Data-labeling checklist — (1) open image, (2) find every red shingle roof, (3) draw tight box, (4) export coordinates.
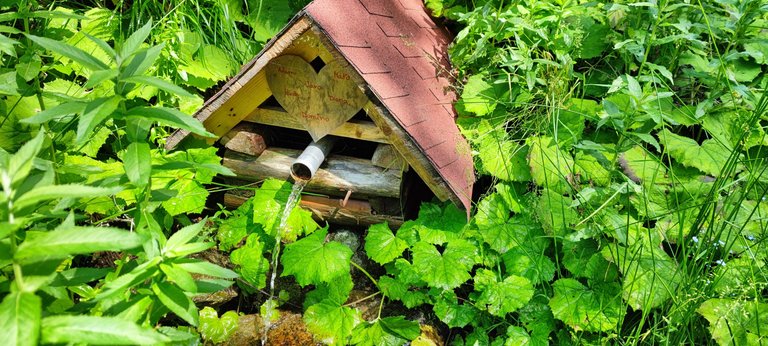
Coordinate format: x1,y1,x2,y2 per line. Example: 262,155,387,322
305,0,475,211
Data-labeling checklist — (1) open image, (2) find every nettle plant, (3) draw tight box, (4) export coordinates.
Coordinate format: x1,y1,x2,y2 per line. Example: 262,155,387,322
1,7,237,345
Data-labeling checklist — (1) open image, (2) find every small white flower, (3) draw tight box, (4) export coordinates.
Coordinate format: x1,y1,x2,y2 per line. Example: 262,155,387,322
692,236,699,243
716,259,726,267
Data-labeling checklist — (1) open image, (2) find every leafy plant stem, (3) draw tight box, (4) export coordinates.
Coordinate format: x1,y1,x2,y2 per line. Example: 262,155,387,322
350,261,378,286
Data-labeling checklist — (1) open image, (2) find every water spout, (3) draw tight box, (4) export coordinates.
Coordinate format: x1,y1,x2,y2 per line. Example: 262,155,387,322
290,136,336,181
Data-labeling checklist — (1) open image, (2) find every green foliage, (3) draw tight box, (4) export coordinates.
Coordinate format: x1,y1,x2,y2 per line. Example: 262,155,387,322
0,6,240,344
281,228,352,286
199,307,239,344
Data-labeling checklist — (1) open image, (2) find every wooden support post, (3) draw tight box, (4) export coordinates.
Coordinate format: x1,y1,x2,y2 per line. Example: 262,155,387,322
219,123,267,157
223,148,402,198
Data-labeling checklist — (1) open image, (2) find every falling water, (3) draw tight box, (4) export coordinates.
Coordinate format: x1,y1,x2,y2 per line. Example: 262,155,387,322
262,179,307,346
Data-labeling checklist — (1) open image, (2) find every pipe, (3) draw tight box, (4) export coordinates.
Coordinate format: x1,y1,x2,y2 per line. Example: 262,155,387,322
291,136,336,181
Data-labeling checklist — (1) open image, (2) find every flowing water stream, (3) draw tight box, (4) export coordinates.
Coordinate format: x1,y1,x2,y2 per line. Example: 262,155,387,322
262,179,308,345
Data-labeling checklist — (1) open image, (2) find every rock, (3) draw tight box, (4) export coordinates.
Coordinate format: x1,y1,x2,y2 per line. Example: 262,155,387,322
347,289,382,321
225,314,259,346
328,230,362,263
225,311,318,346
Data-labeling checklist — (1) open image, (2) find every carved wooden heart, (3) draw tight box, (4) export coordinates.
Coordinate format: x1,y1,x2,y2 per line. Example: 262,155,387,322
265,55,368,141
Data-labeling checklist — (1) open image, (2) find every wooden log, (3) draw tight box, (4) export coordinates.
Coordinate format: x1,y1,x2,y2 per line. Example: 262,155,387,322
244,107,389,144
223,193,404,228
223,148,402,198
372,144,408,171
220,123,267,156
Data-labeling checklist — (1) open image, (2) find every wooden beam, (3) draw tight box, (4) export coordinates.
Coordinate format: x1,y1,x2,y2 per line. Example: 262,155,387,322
223,148,402,198
244,107,389,143
224,193,403,228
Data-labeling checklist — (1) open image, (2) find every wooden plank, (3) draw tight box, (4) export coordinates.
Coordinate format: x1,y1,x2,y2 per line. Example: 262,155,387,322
224,193,404,228
220,123,267,156
166,16,314,149
265,55,368,141
223,148,402,198
244,107,389,143
372,144,408,171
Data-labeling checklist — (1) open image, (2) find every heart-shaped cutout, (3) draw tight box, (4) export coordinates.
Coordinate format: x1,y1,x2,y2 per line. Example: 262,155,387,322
265,55,368,141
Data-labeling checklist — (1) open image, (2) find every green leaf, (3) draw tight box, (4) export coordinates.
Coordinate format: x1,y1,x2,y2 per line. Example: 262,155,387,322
477,128,531,181
549,278,624,332
281,228,352,286
230,234,270,290
0,292,41,346
473,269,534,317
125,106,213,137
159,174,208,216
77,96,121,145
122,75,194,98
163,220,205,256
120,44,163,79
411,239,478,290
216,200,254,251
364,223,408,265
504,326,533,346
433,291,478,328
475,192,544,253
5,131,45,188
174,259,238,279
619,145,667,184
657,128,732,176
304,299,361,346
160,263,197,293
20,101,86,124
15,226,142,260
84,69,119,89
527,136,574,193
40,315,170,345
501,247,556,285
698,298,768,346
16,53,42,81
198,307,239,344
13,184,121,211
537,189,578,237
561,239,618,283
119,21,152,60
124,142,151,187
27,34,109,71
351,316,420,346
152,282,199,326
411,203,467,245
457,73,505,116
249,178,317,240
96,257,161,301
602,242,680,310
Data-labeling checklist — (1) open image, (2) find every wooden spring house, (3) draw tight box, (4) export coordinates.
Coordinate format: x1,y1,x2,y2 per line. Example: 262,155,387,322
166,0,475,227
